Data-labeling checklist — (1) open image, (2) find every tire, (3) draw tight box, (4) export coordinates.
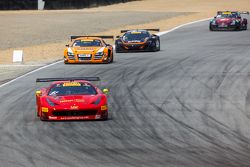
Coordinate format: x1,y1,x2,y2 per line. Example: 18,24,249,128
115,48,123,53
154,39,160,52
110,54,113,63
39,116,46,121
106,51,113,64
209,26,214,31
156,39,160,51
243,25,247,30
235,25,241,31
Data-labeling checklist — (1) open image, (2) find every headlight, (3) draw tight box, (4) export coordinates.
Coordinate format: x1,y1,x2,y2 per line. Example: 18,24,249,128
211,20,216,25
67,51,74,56
231,20,236,25
116,40,122,45
95,52,104,56
146,40,152,44
92,96,101,105
46,98,56,106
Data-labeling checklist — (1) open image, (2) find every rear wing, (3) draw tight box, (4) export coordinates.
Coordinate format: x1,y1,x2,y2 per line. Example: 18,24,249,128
36,77,100,82
120,29,160,33
240,11,249,15
70,36,114,41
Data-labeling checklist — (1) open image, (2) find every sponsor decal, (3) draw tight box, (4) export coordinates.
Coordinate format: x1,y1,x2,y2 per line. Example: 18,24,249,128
81,39,93,42
70,105,79,110
76,99,85,102
131,31,142,34
78,47,95,50
60,99,74,103
78,54,91,58
222,12,232,15
48,116,57,119
95,115,101,119
63,82,81,87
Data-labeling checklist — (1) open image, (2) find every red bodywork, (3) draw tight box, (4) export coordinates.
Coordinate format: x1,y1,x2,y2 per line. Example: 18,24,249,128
36,80,108,121
210,11,248,31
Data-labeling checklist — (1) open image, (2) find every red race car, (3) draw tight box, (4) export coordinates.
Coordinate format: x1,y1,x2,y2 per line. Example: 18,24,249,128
35,77,109,121
210,11,249,31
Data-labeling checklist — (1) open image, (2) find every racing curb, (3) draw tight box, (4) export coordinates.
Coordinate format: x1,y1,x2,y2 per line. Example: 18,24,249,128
0,17,211,88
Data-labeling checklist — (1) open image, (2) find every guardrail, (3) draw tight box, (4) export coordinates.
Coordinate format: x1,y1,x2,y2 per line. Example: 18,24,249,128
0,0,136,10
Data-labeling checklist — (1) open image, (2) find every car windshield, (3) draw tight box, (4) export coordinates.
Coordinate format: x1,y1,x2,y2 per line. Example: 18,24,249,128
217,13,238,18
72,39,102,47
48,82,97,96
123,31,150,41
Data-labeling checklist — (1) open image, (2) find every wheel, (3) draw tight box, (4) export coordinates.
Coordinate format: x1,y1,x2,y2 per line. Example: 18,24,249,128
153,39,160,52
110,54,113,63
235,25,241,31
115,48,123,53
106,51,113,64
209,26,214,31
156,39,160,51
243,25,247,30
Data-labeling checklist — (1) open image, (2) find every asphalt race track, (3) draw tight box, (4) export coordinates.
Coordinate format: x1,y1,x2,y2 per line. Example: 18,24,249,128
1,18,250,167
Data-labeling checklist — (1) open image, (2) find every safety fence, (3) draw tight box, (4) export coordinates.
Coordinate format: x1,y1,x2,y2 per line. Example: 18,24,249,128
0,0,136,10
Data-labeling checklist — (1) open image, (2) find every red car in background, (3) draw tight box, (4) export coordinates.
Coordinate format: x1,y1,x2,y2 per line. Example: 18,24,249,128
36,77,109,121
210,11,249,31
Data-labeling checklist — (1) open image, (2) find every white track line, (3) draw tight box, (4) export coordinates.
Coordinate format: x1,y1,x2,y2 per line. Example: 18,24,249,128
0,17,211,88
0,60,62,88
156,18,211,36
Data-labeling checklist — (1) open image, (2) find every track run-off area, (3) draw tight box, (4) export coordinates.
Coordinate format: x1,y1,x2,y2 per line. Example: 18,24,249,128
1,17,250,167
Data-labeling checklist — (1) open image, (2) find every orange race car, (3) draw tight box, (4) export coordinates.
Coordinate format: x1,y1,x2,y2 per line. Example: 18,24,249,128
64,36,114,64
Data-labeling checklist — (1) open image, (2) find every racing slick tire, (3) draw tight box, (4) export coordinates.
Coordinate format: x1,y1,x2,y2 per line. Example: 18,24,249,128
115,47,124,53
209,25,214,31
110,54,114,63
105,52,113,64
243,25,247,30
235,25,241,31
153,39,160,52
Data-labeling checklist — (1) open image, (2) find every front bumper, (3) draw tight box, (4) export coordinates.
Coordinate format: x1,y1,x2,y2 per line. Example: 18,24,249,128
210,24,239,31
116,43,155,52
40,106,108,121
64,54,109,64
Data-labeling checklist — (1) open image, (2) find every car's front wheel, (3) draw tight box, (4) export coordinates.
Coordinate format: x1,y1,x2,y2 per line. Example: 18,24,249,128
154,39,160,51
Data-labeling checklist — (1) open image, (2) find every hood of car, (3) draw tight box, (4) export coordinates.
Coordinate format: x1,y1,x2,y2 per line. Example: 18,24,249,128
122,39,147,44
70,46,105,54
216,18,235,24
47,95,99,106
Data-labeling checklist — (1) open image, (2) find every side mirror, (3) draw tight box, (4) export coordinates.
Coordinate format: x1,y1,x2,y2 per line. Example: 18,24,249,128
102,88,109,94
65,44,69,47
116,36,120,38
36,90,42,96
